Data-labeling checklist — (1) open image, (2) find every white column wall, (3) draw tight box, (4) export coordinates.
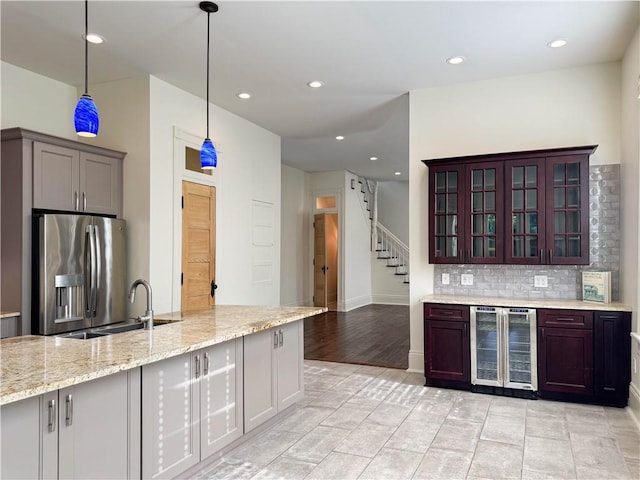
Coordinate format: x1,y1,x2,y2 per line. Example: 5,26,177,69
281,164,311,306
409,62,623,373
620,26,640,425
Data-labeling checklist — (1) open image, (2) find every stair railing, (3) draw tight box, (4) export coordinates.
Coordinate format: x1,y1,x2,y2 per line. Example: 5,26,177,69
375,223,409,278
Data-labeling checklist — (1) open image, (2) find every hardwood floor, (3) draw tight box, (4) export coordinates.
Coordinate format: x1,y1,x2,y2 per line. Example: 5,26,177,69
304,304,409,370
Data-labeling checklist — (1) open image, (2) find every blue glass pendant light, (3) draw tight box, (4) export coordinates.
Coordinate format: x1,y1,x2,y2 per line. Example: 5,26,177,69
74,0,99,137
200,1,219,169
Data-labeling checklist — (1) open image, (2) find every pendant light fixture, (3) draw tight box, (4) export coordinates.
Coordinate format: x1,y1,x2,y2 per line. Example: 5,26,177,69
74,0,99,137
200,1,219,169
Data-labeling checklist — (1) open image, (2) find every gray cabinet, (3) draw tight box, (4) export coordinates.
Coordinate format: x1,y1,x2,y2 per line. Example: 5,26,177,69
0,370,140,480
1,128,125,335
0,391,57,479
33,142,122,216
244,320,304,432
141,338,243,479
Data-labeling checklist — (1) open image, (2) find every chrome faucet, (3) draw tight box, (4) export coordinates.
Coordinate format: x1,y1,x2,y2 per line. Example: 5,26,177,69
129,279,154,330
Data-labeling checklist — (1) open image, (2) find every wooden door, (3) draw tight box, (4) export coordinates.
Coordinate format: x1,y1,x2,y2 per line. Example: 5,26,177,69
182,181,216,311
425,319,470,385
313,214,327,307
313,213,338,309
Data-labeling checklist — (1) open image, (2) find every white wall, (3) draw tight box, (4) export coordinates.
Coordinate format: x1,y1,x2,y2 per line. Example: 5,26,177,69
343,172,373,310
377,181,409,245
1,62,77,139
88,76,151,316
148,77,281,311
409,62,623,373
281,164,311,306
619,26,640,425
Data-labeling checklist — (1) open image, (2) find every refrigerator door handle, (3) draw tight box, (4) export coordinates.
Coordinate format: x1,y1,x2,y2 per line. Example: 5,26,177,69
502,311,509,386
89,225,98,317
84,225,93,316
92,225,100,316
496,311,503,385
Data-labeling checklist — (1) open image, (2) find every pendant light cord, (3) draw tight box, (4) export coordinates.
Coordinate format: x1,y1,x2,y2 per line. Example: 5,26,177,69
206,10,211,139
84,0,89,95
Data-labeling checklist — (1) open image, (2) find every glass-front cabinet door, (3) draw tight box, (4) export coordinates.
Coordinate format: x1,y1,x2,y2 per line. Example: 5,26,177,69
505,158,545,264
545,155,589,265
429,164,465,263
470,307,502,387
467,162,503,264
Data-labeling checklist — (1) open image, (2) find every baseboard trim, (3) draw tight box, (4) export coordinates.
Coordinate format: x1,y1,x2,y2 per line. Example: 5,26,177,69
343,295,373,312
372,294,409,305
407,349,424,374
627,382,640,430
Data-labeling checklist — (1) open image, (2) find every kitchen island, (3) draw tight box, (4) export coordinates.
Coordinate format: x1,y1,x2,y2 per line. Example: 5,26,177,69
0,305,325,479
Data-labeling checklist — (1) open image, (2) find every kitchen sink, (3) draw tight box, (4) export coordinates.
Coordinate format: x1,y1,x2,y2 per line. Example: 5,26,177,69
57,319,180,340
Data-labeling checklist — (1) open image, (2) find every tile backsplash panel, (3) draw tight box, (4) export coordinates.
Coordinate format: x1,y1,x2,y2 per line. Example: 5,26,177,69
434,164,620,300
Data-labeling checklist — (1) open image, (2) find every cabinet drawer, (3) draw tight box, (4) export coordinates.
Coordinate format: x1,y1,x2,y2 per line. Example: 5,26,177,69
424,303,469,322
538,309,593,329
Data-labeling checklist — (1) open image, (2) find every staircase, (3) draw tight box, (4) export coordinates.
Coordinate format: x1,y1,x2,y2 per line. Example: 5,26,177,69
375,224,410,284
355,176,409,284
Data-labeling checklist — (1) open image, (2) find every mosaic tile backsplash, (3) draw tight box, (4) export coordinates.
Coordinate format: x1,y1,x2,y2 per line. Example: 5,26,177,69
434,164,620,300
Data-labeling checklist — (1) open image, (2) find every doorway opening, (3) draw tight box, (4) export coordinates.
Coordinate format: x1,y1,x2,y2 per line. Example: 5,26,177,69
313,212,338,311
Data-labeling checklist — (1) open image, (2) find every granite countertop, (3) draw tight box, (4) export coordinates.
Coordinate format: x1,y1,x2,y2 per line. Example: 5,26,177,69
0,311,20,319
0,305,325,406
421,294,632,312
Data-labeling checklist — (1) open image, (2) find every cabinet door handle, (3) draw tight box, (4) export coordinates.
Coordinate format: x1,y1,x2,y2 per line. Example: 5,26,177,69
74,191,79,211
195,355,201,379
274,331,279,349
48,399,57,433
548,249,553,263
65,394,73,427
203,352,209,376
462,323,467,338
279,329,284,347
539,249,544,264
82,192,87,211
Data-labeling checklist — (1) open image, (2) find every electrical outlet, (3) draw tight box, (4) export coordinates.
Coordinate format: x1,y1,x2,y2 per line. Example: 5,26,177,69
461,274,473,286
534,275,548,288
442,273,450,285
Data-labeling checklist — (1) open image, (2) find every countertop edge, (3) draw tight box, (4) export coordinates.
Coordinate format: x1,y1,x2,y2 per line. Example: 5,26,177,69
1,306,326,405
421,295,632,312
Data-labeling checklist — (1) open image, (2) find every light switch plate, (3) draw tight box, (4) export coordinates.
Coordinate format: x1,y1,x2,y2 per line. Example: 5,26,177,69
534,275,548,288
461,274,473,286
442,273,450,285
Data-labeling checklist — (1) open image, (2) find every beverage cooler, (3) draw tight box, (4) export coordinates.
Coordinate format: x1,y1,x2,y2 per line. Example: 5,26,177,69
470,306,537,398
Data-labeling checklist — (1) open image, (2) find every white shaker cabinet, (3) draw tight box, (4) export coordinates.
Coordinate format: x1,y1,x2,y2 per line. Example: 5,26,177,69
0,369,140,480
141,338,243,479
33,142,123,216
244,320,304,432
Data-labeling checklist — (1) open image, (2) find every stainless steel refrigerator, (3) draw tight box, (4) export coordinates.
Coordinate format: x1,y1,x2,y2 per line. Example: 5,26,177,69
33,213,127,335
470,306,537,397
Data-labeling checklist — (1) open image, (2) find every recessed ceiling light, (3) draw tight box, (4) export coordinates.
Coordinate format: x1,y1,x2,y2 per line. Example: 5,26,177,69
446,56,465,65
307,80,324,88
335,135,345,141
236,92,251,99
370,156,378,161
83,33,104,44
394,171,402,176
547,39,567,48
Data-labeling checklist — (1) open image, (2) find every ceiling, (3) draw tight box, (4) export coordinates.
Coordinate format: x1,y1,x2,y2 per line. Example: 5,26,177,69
1,1,638,181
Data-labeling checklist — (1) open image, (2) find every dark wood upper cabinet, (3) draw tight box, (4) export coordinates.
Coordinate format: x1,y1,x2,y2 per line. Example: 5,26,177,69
423,145,596,265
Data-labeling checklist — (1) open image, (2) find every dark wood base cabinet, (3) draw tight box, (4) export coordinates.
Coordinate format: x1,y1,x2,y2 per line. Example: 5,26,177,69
424,304,471,390
537,309,631,407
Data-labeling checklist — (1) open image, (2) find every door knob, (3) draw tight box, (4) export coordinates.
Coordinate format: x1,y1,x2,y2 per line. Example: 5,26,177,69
321,265,328,274
211,281,218,298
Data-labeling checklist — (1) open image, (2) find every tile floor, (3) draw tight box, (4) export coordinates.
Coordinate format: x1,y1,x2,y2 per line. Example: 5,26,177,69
194,360,640,480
